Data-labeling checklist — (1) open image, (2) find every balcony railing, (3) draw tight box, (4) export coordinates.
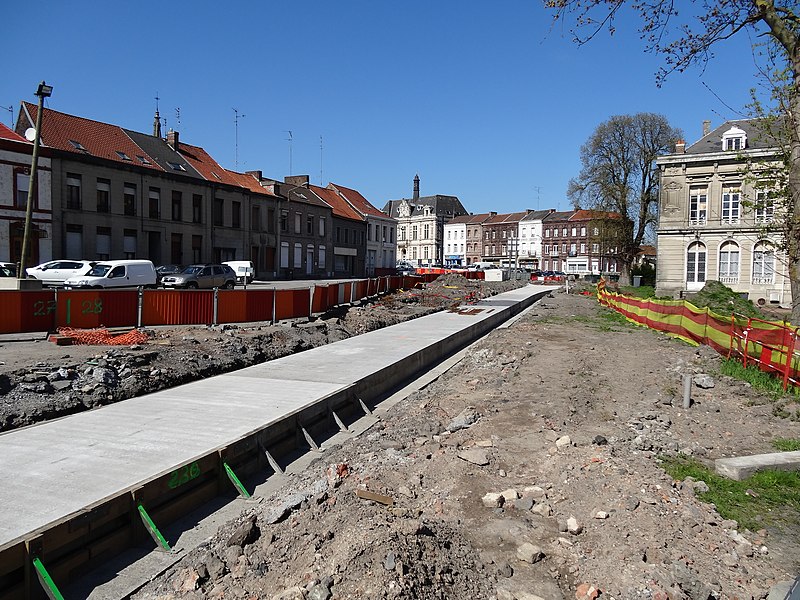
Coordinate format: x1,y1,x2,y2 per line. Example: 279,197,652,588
689,218,706,226
752,275,774,285
719,275,739,285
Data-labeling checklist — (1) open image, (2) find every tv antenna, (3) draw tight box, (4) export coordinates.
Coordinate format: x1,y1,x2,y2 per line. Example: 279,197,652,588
233,108,245,169
3,105,12,127
319,135,323,185
175,107,181,127
532,186,542,210
285,130,293,175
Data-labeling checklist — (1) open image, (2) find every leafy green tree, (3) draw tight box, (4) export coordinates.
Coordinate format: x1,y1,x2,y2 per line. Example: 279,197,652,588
568,113,682,284
547,0,800,322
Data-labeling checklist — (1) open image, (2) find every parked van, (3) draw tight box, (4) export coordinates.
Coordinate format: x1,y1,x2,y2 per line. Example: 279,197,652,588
63,260,157,289
223,261,254,284
469,261,500,271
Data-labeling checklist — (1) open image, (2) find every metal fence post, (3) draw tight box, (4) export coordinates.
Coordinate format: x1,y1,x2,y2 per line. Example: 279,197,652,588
212,287,219,326
137,286,143,328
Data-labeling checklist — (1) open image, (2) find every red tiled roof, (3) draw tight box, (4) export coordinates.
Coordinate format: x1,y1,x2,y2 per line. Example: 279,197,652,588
0,122,28,143
224,170,278,197
328,183,387,219
486,211,529,225
638,244,656,256
178,142,242,187
310,185,364,222
570,209,621,221
21,102,162,170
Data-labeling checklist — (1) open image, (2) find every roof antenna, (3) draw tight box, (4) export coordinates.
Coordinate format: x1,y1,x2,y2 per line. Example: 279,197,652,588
285,130,293,175
175,107,181,128
533,186,541,211
3,105,12,128
319,135,323,185
233,108,245,169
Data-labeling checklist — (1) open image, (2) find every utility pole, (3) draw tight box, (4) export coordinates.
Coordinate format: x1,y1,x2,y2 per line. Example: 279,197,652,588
19,81,52,280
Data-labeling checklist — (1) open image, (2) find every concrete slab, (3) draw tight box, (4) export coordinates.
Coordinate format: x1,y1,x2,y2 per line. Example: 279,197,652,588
0,284,550,550
715,451,800,480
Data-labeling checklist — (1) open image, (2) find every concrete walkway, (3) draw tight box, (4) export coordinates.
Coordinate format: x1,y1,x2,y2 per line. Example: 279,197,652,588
0,284,550,550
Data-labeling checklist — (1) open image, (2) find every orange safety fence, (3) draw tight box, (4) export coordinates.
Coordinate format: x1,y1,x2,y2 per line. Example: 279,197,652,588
312,285,329,314
57,327,150,346
217,289,275,324
0,289,57,333
142,289,214,325
55,290,139,330
597,279,800,390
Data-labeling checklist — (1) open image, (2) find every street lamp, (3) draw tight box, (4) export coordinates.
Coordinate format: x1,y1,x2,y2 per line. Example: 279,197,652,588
18,81,52,280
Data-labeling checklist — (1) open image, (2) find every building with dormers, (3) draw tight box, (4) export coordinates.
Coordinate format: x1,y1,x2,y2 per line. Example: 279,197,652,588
382,175,468,266
15,103,283,277
655,119,790,307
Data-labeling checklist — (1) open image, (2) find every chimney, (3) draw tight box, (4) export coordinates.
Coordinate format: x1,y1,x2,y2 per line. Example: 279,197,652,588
246,170,263,180
413,174,420,201
675,140,686,154
284,175,309,187
703,120,711,136
166,129,179,151
153,110,162,138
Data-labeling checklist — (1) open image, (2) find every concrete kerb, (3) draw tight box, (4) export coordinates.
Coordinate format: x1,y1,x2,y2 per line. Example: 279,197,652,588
715,451,800,481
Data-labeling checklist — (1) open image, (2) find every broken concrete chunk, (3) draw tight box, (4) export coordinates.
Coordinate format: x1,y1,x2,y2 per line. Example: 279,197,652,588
516,542,544,563
567,515,583,535
482,492,504,508
693,374,715,389
447,407,479,432
457,448,489,466
555,435,572,449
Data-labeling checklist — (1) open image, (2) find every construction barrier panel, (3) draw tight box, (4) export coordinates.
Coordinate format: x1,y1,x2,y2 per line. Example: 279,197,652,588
340,282,352,305
142,290,214,326
312,285,329,314
354,280,368,301
217,289,275,324
0,289,57,334
55,290,139,330
274,289,311,321
326,284,340,308
597,279,800,389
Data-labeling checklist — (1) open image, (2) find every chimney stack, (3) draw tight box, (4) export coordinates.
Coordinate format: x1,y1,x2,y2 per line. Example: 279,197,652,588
703,120,711,136
246,170,263,180
675,140,686,154
166,129,179,151
413,174,420,201
284,175,310,187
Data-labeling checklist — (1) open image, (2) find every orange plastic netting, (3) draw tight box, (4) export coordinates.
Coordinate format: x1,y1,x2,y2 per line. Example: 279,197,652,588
57,327,150,346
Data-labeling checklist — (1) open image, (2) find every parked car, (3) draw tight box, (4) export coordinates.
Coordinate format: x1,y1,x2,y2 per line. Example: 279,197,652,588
160,264,236,289
64,260,157,289
156,264,184,284
223,260,254,285
0,262,15,277
26,260,96,286
396,261,416,275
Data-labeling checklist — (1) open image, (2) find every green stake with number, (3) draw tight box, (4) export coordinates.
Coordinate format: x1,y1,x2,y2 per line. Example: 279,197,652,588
32,556,64,600
224,462,251,498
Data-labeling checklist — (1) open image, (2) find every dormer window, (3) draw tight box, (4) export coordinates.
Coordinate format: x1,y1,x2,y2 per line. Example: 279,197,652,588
137,155,151,165
167,161,186,171
116,151,132,161
722,126,747,151
69,139,88,152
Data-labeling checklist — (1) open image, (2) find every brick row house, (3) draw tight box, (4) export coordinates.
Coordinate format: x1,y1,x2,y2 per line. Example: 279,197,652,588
8,103,392,280
656,119,790,307
540,210,621,275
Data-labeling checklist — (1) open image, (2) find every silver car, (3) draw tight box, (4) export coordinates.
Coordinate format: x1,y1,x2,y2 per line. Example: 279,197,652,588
26,260,96,286
160,264,236,289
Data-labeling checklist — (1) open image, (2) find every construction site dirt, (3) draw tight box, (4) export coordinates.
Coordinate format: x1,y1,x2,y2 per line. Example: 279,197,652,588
3,276,800,599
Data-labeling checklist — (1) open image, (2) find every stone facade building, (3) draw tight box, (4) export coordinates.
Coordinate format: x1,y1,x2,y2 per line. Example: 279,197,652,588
655,119,789,307
382,175,467,266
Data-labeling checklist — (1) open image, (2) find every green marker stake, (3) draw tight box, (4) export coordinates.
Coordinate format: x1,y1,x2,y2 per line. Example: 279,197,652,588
224,462,251,498
32,556,64,600
65,298,71,326
137,503,171,551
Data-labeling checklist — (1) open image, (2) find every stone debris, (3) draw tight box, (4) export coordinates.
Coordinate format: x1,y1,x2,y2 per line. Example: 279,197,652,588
457,448,489,465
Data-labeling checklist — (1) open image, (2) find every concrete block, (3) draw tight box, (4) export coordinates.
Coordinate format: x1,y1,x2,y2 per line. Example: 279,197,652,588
715,451,800,481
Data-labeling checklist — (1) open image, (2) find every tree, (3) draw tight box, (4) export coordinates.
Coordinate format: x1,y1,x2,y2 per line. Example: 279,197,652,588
567,113,683,284
547,0,800,322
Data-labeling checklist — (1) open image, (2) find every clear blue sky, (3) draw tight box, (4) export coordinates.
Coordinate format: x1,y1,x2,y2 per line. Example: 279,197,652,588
3,1,759,213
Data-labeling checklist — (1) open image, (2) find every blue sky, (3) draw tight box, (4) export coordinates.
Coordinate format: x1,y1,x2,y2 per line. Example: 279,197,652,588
3,1,760,213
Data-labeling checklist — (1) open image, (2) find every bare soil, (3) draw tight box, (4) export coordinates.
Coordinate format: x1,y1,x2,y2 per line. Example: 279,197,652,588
4,278,800,599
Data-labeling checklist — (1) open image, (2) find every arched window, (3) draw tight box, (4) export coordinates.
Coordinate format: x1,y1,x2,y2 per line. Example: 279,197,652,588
752,241,776,285
686,242,706,290
718,241,740,284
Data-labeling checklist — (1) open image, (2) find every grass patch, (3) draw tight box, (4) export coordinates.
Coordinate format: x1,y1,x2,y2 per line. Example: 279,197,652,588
617,285,655,298
773,438,800,452
719,357,799,400
661,456,800,532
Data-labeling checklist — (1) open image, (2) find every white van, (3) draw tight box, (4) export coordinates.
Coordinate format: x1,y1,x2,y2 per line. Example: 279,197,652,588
63,260,157,289
469,261,500,271
223,261,254,284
